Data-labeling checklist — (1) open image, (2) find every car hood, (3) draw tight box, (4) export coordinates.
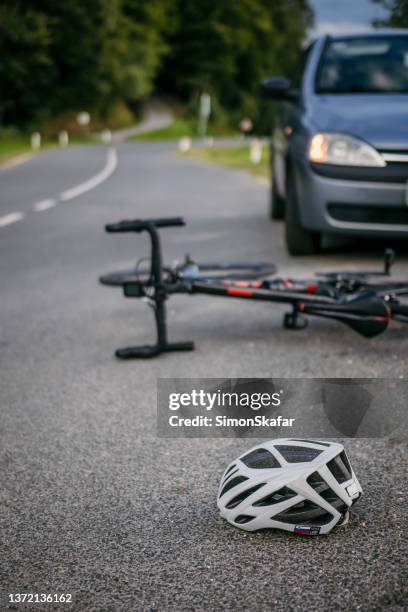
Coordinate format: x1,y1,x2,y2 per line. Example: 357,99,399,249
309,94,408,150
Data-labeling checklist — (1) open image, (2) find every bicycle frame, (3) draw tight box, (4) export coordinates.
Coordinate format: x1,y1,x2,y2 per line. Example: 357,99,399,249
107,219,194,358
103,217,398,359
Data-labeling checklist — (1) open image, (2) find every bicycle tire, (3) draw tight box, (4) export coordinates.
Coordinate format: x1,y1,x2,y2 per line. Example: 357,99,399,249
178,261,276,281
99,261,277,287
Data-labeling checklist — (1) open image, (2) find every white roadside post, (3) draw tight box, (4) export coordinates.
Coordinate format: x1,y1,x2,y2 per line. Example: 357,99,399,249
101,129,112,144
178,137,192,152
77,111,91,139
198,93,211,140
59,130,69,147
31,132,41,150
249,138,263,164
77,111,90,127
239,117,253,139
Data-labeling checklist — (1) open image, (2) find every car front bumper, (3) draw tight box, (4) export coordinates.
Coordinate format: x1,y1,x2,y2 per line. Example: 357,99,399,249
295,160,408,237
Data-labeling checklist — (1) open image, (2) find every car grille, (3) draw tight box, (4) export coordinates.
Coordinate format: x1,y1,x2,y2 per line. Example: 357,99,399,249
311,162,408,183
379,149,408,164
328,204,408,225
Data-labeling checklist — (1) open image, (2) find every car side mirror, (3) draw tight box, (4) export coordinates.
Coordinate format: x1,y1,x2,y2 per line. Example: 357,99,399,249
261,77,299,101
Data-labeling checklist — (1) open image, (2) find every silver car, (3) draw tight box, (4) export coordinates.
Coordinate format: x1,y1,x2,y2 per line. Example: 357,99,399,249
262,30,408,255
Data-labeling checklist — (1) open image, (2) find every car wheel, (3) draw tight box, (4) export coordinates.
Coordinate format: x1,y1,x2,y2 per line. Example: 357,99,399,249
270,178,285,220
285,170,320,255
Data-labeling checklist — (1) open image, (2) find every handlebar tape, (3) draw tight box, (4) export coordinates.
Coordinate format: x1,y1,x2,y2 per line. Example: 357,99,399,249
105,217,186,233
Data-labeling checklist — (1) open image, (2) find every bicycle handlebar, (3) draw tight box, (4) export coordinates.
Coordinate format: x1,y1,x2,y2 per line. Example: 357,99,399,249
105,217,186,233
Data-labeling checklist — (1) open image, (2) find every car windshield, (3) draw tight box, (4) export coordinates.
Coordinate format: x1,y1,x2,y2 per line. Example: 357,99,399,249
315,36,408,93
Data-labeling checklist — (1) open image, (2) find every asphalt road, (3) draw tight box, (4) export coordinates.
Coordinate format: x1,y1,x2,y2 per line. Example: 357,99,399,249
1,142,407,611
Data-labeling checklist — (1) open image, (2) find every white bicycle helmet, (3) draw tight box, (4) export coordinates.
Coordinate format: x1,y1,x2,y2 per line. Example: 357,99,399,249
217,438,362,535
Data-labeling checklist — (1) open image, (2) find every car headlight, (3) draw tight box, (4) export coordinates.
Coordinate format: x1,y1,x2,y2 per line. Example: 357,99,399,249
309,133,386,167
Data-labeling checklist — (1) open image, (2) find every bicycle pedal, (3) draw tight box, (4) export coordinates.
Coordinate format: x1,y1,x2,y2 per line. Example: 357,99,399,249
283,312,308,330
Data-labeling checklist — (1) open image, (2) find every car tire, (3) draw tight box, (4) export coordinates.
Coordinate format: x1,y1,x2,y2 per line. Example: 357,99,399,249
270,178,285,220
285,170,320,255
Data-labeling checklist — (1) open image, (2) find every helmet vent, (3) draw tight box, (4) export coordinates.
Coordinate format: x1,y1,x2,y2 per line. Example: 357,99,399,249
241,448,281,469
307,471,336,496
222,467,239,484
275,445,323,463
307,471,326,489
274,500,334,526
340,450,352,475
289,439,331,447
327,451,352,484
234,514,255,524
225,483,266,509
220,475,248,498
307,472,350,514
320,487,344,505
253,486,297,507
224,464,237,477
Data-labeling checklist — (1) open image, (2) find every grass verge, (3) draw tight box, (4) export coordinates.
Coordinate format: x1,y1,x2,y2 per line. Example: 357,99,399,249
132,117,197,141
0,134,35,164
185,144,269,178
0,132,100,167
0,100,137,166
133,115,239,141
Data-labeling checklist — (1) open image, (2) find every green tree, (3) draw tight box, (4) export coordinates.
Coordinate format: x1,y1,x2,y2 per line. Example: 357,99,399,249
118,0,173,106
0,0,312,131
0,0,124,127
0,3,54,127
0,0,172,128
158,0,313,131
373,0,408,26
43,0,124,117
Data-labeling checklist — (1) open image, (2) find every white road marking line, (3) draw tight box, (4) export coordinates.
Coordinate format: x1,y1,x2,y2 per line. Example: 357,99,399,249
60,147,118,201
0,212,25,227
33,198,57,212
1,147,118,230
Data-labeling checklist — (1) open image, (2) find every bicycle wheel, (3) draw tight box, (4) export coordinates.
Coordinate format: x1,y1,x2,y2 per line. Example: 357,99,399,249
100,261,277,286
176,261,277,281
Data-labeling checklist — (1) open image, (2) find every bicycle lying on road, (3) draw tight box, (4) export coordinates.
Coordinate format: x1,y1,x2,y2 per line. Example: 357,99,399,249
99,217,408,358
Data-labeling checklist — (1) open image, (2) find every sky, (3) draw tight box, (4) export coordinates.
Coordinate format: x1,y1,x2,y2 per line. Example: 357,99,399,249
309,0,389,36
